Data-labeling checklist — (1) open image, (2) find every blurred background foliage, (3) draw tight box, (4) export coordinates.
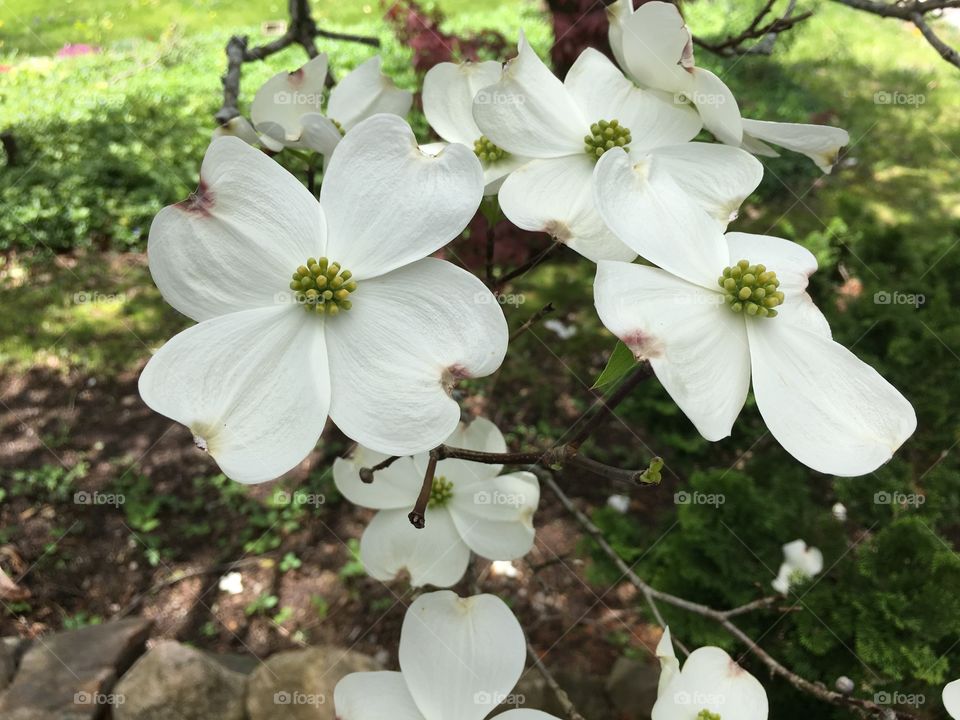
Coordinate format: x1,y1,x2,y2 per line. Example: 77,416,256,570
1,1,959,718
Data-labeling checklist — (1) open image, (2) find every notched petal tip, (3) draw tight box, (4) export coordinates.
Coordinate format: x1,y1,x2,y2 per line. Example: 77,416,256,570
621,330,664,360
175,179,214,216
543,219,572,243
442,364,473,394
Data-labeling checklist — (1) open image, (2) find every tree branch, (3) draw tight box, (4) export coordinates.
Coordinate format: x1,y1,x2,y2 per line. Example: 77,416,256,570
692,0,813,56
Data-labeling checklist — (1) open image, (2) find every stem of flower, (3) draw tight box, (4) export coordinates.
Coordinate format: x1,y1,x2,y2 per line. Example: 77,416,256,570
407,453,438,529
359,454,400,484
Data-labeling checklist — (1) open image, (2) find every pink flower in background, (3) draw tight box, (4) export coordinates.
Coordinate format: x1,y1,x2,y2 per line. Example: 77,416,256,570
56,43,99,58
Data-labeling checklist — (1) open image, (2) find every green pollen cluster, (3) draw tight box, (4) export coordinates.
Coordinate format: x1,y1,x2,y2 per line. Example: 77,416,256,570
429,476,454,508
584,119,631,159
718,259,785,318
473,135,508,164
290,257,357,316
696,712,721,720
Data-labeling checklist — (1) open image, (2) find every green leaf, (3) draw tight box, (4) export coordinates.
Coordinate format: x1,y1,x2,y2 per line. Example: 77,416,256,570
592,340,637,391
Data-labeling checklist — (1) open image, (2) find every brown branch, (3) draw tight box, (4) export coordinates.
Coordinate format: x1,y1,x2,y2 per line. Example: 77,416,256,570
542,471,918,720
494,242,561,290
692,0,813,57
566,362,655,449
510,302,556,342
525,641,587,720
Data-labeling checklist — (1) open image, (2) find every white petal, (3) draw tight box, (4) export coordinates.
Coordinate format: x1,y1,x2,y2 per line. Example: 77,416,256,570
606,0,635,73
618,1,694,93
592,148,728,288
335,671,426,720
424,60,503,145
482,153,531,196
299,112,344,156
656,627,680,695
689,67,743,145
653,647,768,720
748,320,917,476
594,262,751,441
472,32,586,158
499,155,635,263
441,416,509,478
740,132,780,158
943,679,960,719
649,143,762,225
360,508,470,588
564,49,701,152
320,114,483,280
723,232,831,337
781,539,810,566
212,116,260,146
448,471,539,560
333,451,422,510
742,118,849,173
138,306,329,484
399,591,526,720
148,136,325,321
325,258,507,456
328,56,413,130
771,568,791,595
251,53,328,143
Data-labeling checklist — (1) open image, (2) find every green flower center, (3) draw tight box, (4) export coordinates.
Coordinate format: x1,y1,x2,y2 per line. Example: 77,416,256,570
697,712,721,720
289,257,357,316
474,136,508,164
429,476,454,508
584,119,631,159
718,259,784,318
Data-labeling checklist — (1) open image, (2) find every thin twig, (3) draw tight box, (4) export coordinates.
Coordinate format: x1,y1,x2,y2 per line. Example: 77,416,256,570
510,302,556,342
566,362,655,449
495,242,561,290
525,641,587,720
692,0,812,56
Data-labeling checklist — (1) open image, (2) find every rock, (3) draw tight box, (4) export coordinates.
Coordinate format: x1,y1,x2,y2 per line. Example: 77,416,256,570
0,637,19,691
246,646,379,720
606,656,659,719
113,640,246,720
0,617,151,720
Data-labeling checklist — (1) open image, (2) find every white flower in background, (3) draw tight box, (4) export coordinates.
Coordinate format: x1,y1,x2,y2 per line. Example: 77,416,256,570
831,502,848,522
422,60,530,194
607,0,850,172
771,539,823,595
140,114,507,484
944,679,960,719
591,162,916,476
653,627,768,720
217,571,244,595
607,494,630,513
215,54,412,156
543,318,577,339
490,560,521,579
335,590,561,720
333,417,539,588
471,34,763,262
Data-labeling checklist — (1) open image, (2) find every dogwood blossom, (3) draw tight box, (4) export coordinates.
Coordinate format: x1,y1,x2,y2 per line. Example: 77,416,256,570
653,627,768,720
607,0,850,172
336,590,561,720
592,150,916,476
944,679,960,719
215,54,412,156
422,60,530,194
771,539,823,595
471,34,762,262
139,114,508,483
333,417,539,587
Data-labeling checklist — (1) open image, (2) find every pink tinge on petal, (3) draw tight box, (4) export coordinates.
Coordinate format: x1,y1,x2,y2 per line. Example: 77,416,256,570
442,364,473,394
288,68,305,86
621,330,664,360
175,180,214,216
680,35,696,72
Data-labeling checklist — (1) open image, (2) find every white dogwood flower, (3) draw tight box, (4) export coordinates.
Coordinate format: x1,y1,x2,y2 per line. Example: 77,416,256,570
944,679,960,719
333,417,539,588
653,627,769,720
771,539,823,595
592,153,916,476
215,54,412,156
607,0,849,172
140,114,507,484
422,60,530,194
471,34,762,262
335,590,561,720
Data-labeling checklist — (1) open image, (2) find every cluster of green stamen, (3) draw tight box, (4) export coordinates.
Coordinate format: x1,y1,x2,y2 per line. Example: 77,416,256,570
290,257,357,316
473,135,508,164
718,259,784,318
696,712,721,720
584,119,631,159
429,476,454,508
